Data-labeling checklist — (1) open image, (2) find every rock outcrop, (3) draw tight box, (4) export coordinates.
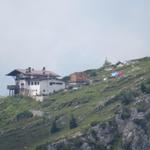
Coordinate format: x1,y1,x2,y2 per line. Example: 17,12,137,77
46,94,150,150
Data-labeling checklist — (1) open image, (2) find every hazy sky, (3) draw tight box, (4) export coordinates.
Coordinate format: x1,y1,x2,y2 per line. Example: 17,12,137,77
0,0,150,95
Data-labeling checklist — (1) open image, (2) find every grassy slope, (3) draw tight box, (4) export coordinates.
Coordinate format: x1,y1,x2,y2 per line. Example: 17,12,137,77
0,57,150,150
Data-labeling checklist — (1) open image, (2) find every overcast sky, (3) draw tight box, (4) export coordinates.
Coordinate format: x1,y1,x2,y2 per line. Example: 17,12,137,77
0,0,150,95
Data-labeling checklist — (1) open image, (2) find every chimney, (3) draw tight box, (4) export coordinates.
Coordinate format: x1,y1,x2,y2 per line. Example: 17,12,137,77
26,67,31,73
42,67,46,74
28,67,31,73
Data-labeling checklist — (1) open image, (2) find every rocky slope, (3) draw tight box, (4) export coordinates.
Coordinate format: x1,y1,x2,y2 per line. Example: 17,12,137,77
0,57,150,150
43,92,150,150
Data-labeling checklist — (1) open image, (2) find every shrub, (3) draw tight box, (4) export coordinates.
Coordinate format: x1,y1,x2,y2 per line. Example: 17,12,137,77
50,119,60,134
141,83,147,93
145,111,150,121
141,80,150,94
95,143,106,150
123,142,131,150
145,85,150,94
121,107,130,120
90,121,99,127
136,102,148,113
133,119,146,129
90,129,98,140
69,114,78,129
90,71,97,77
16,111,33,121
56,144,72,150
36,144,47,150
73,138,82,148
117,91,135,105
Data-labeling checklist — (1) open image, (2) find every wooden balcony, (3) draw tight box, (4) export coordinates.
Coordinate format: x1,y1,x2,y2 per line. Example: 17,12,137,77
7,85,19,90
7,85,18,90
7,85,20,96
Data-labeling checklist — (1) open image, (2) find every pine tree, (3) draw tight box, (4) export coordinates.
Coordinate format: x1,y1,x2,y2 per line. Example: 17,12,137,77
50,119,59,134
69,114,78,129
141,83,146,93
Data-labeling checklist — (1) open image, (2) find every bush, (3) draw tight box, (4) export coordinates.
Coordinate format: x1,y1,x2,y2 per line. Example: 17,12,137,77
117,91,135,105
73,138,83,148
56,143,73,150
90,129,98,140
146,86,150,93
133,119,146,129
69,114,78,129
141,80,150,94
90,71,97,77
136,102,148,113
50,119,60,134
141,83,147,93
124,142,131,150
121,107,130,120
36,144,47,150
145,111,150,121
90,121,99,127
95,143,106,150
16,111,33,121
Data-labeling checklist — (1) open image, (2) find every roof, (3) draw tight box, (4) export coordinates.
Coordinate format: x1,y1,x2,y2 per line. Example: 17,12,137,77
70,72,86,76
116,61,124,66
7,68,60,77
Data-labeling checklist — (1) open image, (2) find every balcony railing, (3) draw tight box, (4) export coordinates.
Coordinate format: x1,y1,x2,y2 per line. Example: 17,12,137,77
7,85,19,90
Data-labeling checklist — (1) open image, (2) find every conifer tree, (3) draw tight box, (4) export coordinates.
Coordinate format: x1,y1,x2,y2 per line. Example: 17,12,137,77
50,119,59,134
141,83,146,93
69,114,78,129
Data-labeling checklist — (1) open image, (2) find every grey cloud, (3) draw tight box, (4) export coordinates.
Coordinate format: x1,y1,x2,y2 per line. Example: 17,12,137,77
0,0,150,95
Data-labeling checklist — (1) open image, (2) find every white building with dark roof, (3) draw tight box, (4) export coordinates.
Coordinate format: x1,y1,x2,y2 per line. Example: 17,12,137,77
7,67,65,100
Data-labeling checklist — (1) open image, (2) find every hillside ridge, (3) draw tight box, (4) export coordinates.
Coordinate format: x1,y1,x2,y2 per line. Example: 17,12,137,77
0,57,150,150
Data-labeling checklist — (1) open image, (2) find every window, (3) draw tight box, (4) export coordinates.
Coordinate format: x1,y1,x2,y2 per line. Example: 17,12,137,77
21,83,24,88
28,81,30,85
35,82,37,85
56,82,63,85
31,82,33,85
49,82,55,86
43,89,45,92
